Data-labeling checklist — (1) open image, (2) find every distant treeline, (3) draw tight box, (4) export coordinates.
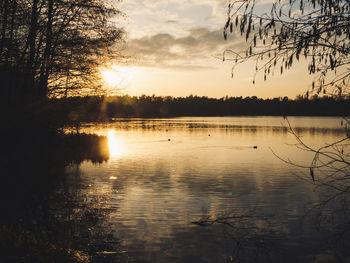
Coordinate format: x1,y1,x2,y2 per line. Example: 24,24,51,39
47,95,350,122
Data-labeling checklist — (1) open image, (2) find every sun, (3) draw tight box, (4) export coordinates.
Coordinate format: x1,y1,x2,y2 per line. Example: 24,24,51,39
101,65,133,89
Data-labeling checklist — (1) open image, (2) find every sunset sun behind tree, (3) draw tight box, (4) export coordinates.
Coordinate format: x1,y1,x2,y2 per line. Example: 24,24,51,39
101,65,134,93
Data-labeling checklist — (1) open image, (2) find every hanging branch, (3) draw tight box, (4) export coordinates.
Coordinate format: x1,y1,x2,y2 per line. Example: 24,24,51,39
224,0,350,97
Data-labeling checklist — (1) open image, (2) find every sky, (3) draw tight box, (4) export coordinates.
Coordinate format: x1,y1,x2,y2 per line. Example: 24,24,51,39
104,0,313,99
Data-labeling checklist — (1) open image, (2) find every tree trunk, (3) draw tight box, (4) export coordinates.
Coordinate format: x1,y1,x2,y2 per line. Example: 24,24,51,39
27,0,39,100
6,0,17,63
39,0,53,98
0,0,9,59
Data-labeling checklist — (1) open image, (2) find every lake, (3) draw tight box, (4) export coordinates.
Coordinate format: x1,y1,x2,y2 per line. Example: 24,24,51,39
2,116,349,262
67,116,348,262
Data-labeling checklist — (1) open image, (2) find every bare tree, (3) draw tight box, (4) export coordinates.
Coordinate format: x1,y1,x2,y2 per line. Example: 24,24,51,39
224,0,350,97
272,118,350,205
223,1,350,257
0,0,124,104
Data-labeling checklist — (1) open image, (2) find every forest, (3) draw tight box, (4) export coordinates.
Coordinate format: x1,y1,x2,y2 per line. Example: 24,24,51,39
47,94,350,122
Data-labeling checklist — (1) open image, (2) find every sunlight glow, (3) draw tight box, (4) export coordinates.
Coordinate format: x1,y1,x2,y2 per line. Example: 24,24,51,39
101,65,134,91
107,130,124,158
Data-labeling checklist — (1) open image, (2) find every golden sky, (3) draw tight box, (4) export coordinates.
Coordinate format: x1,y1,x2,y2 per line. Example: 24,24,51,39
106,0,313,98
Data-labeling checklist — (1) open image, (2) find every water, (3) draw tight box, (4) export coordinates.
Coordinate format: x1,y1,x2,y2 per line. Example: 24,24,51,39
2,116,349,262
67,116,348,262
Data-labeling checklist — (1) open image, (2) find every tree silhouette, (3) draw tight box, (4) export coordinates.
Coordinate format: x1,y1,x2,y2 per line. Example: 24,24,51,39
0,0,124,105
224,0,350,97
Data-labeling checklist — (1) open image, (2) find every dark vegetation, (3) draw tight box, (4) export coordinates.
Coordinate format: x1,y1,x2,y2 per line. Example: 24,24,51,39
40,95,350,121
0,132,116,263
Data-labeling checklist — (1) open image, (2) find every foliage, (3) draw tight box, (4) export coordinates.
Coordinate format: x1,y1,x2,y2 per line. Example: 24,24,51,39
0,0,124,104
224,0,350,96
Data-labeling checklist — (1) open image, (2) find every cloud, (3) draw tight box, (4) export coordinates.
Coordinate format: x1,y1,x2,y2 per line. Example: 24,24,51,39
166,20,178,24
124,27,244,70
121,0,229,38
118,0,247,70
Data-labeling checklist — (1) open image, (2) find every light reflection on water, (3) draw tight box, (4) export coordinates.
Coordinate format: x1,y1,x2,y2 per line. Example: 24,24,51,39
73,117,347,262
107,130,124,159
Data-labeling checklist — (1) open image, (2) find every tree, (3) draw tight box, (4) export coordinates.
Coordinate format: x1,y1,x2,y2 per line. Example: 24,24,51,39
0,0,124,105
223,0,350,250
224,0,350,97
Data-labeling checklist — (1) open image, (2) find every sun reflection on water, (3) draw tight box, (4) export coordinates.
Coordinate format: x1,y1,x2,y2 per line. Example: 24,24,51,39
107,130,124,158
